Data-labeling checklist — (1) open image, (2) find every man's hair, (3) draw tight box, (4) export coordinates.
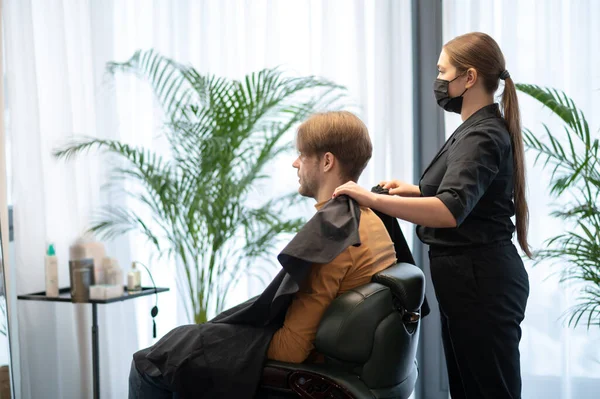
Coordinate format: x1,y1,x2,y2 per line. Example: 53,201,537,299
296,111,372,181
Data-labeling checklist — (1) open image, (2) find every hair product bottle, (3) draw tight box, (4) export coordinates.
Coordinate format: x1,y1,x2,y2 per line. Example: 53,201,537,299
45,243,59,297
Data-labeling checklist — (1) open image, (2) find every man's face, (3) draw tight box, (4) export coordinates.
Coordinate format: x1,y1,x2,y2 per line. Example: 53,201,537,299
292,151,321,199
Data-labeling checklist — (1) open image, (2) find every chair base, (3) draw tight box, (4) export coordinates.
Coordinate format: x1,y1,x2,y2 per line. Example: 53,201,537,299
257,360,418,399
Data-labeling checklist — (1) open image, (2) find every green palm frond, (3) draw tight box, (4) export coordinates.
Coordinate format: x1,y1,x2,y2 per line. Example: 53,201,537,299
56,49,347,323
518,84,600,196
54,137,179,230
516,84,590,137
107,49,201,121
518,84,600,328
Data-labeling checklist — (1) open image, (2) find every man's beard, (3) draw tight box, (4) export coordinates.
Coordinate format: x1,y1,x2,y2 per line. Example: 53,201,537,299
298,176,318,199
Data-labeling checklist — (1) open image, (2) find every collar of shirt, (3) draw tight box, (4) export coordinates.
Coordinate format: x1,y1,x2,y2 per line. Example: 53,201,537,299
314,199,330,210
460,103,501,131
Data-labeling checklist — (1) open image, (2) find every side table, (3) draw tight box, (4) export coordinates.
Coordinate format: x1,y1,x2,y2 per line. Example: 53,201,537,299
18,286,169,399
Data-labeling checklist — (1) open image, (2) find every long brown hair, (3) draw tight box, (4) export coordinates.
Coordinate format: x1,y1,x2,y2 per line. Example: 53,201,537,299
444,32,531,257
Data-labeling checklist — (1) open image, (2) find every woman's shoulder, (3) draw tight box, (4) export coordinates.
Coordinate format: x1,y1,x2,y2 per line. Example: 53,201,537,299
456,116,511,150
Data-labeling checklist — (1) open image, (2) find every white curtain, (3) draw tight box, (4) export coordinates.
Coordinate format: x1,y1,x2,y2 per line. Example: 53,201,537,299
443,0,600,397
3,1,413,397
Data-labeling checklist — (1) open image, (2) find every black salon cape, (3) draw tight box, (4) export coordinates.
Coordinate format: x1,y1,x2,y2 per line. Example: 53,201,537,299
371,185,431,317
133,194,421,398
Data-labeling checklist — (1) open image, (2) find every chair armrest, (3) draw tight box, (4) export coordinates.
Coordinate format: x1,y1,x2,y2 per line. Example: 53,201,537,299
372,263,425,312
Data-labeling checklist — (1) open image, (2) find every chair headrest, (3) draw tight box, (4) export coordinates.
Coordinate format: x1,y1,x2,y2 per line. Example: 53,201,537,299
372,263,425,312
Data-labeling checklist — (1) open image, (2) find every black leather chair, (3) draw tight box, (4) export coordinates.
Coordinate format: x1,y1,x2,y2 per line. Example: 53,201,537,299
257,262,425,399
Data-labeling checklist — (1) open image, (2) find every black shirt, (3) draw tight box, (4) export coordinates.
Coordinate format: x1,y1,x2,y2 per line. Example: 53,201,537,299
417,103,516,248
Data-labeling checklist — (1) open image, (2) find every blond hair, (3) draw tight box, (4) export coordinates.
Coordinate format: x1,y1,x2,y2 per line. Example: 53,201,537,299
296,111,372,181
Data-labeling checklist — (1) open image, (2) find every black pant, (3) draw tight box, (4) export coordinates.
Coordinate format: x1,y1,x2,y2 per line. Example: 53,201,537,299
429,241,529,399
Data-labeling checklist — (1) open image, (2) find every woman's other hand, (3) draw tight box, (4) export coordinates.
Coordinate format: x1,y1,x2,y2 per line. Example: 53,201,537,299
379,180,421,197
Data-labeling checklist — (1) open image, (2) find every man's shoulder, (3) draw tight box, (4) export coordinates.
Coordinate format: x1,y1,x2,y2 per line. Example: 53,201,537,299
358,206,383,228
356,206,391,242
358,205,375,215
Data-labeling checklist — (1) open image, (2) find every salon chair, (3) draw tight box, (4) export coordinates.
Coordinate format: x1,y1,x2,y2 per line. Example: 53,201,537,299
257,262,425,399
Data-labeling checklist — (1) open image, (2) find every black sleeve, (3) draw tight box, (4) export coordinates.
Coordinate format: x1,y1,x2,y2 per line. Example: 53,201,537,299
436,129,506,226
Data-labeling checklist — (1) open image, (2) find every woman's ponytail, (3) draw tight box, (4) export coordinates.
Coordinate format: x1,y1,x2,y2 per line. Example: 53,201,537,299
502,77,532,258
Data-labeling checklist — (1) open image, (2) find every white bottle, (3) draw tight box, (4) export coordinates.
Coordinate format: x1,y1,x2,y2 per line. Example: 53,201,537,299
112,261,124,294
102,257,124,295
127,262,142,293
45,243,59,297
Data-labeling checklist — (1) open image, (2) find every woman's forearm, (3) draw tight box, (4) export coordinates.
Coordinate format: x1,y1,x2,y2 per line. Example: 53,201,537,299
406,184,422,197
370,194,457,228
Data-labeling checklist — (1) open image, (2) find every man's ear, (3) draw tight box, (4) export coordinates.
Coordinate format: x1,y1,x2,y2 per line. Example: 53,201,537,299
322,152,335,172
465,67,478,89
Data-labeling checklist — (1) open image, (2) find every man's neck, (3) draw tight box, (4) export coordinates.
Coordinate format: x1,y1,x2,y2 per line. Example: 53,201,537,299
315,179,346,203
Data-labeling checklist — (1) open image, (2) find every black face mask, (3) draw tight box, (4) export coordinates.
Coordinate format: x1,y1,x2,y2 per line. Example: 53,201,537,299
433,72,468,114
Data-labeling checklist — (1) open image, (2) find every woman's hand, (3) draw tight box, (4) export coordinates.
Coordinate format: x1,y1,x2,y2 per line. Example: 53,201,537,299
379,179,421,197
335,181,456,228
333,181,376,207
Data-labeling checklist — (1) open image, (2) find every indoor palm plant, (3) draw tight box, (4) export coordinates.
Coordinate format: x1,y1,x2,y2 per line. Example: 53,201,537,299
54,49,345,323
517,83,600,328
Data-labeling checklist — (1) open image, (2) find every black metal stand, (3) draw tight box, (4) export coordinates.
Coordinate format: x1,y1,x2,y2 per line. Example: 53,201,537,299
18,286,169,399
92,303,100,399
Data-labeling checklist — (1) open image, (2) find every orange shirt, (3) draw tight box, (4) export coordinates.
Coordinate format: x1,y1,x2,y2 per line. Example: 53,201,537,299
267,203,397,363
